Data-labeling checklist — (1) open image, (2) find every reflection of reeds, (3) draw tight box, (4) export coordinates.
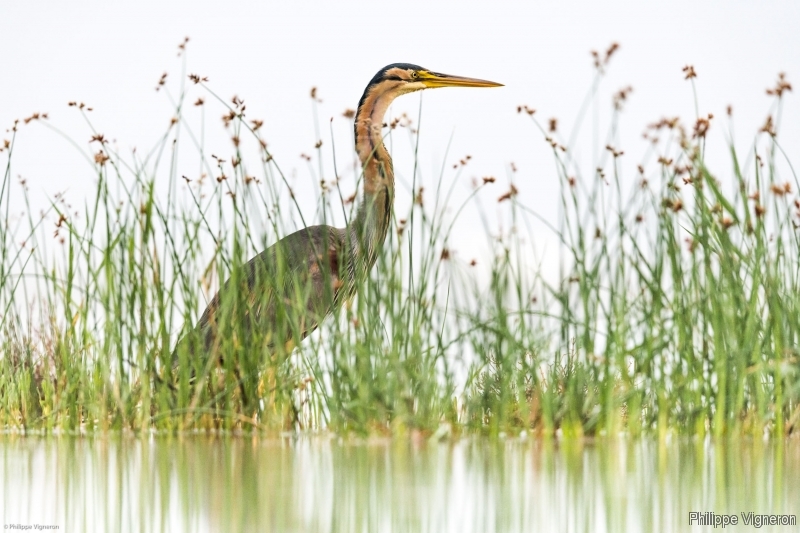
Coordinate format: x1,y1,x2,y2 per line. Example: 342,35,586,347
0,52,797,437
6,436,797,531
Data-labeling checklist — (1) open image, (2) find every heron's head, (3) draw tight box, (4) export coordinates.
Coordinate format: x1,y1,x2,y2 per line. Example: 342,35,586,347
356,63,502,117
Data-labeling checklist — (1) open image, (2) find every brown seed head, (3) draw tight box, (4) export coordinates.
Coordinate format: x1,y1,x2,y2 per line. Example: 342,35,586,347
770,182,791,196
498,184,518,203
591,50,601,69
222,110,236,127
766,72,792,97
612,86,633,110
648,117,680,130
94,151,109,166
23,112,44,124
693,117,711,138
760,115,776,136
155,72,168,91
604,42,620,64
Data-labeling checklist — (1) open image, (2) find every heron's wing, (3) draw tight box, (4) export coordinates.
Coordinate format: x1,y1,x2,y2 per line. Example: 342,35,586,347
194,225,347,354
250,225,347,340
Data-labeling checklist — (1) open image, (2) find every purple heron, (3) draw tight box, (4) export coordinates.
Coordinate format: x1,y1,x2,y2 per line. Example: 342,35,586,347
175,64,501,372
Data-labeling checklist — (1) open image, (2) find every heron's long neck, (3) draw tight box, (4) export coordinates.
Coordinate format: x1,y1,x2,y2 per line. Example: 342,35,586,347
350,89,397,269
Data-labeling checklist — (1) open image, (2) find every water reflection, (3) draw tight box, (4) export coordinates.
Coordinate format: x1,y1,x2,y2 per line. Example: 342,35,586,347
1,435,798,532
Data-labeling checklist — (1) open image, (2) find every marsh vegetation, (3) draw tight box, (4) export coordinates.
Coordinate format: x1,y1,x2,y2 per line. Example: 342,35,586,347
0,47,797,438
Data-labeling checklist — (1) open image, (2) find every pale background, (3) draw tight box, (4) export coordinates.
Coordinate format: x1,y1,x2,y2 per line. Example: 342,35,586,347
2,0,799,290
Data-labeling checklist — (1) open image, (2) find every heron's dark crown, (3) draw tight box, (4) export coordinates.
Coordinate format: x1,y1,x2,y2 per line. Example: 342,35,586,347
356,63,425,115
367,63,425,87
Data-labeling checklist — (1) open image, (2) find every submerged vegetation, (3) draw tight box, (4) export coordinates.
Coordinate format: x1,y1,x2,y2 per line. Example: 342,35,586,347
0,47,797,437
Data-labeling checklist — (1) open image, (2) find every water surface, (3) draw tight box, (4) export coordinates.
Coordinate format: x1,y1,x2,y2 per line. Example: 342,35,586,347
2,434,798,532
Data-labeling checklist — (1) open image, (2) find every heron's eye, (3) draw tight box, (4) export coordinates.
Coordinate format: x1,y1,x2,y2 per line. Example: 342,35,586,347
411,71,419,79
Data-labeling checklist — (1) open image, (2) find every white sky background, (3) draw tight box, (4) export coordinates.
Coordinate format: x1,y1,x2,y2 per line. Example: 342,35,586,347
2,0,799,298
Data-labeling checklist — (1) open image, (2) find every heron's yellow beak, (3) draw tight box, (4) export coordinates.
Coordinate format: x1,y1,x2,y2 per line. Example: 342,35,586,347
419,71,503,89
